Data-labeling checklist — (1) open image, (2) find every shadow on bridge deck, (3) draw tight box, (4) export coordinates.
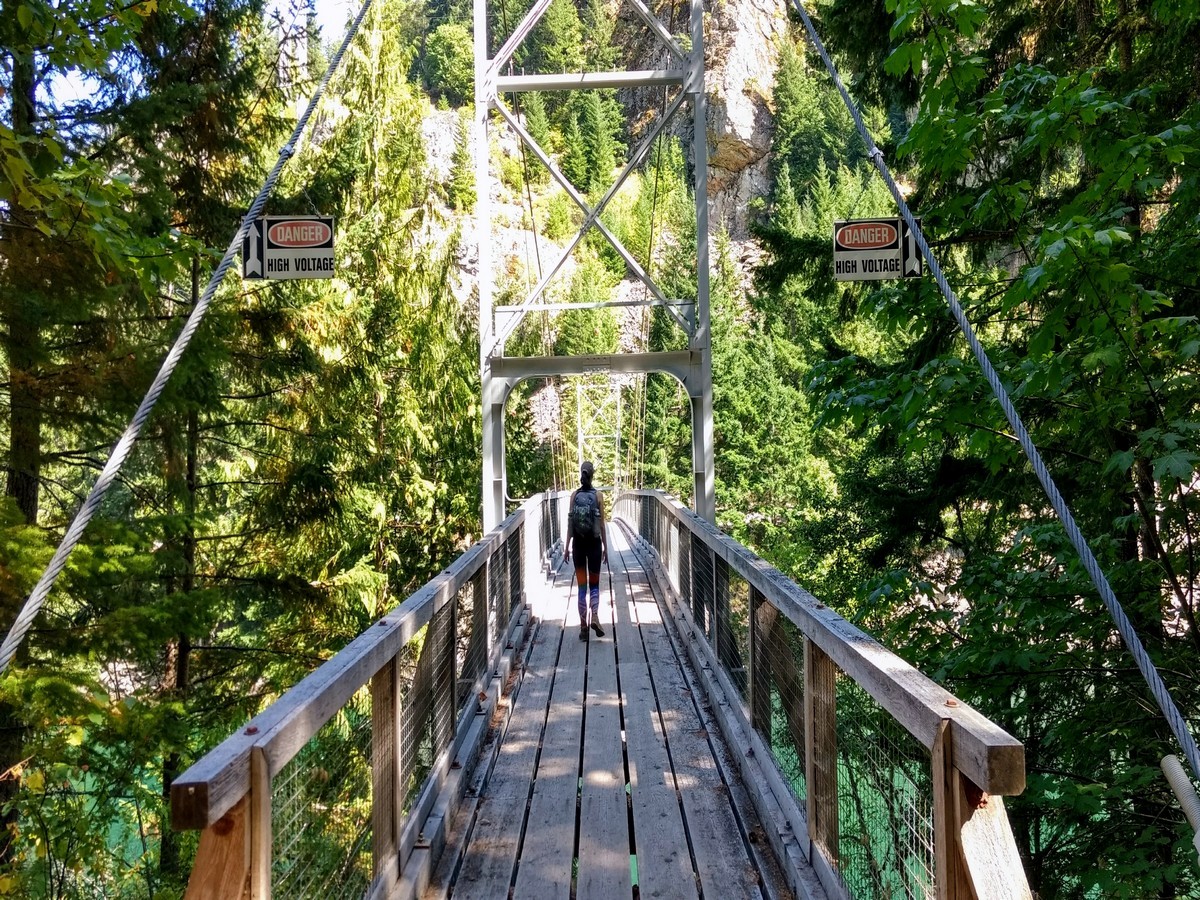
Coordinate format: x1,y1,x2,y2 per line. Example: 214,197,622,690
427,526,804,900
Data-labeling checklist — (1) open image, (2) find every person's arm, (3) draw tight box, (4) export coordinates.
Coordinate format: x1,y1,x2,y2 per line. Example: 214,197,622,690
564,490,576,561
598,493,608,564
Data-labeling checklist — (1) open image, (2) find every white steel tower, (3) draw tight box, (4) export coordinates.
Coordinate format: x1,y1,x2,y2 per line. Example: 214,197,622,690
474,0,714,530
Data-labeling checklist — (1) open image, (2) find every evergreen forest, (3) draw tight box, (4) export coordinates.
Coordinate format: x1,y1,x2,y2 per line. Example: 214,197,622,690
1,0,1199,894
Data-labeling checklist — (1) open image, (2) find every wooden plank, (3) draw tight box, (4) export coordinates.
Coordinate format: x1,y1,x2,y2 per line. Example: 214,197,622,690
616,542,763,899
453,610,567,898
577,570,631,900
511,575,589,900
184,795,250,900
372,657,398,878
622,492,1024,796
957,785,1033,900
611,573,698,900
249,747,271,900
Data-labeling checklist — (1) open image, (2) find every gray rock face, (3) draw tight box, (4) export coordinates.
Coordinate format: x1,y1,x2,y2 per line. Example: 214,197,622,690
422,109,461,184
618,0,788,239
705,0,788,237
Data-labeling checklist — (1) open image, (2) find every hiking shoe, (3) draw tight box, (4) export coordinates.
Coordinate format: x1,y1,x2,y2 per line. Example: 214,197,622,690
579,624,589,641
591,620,605,638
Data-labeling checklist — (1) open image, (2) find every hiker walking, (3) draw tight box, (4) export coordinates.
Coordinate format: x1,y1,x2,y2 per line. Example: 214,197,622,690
564,460,608,640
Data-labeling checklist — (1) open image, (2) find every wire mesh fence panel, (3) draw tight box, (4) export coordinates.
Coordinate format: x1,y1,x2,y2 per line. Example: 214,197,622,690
489,548,506,647
752,596,808,806
508,528,523,620
399,617,437,813
715,557,750,704
677,519,691,612
639,495,653,544
431,599,457,759
457,571,487,711
691,534,714,644
272,687,374,899
835,677,935,899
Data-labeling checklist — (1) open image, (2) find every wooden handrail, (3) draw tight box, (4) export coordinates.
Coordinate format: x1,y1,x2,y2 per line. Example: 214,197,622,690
172,497,552,900
617,490,1031,900
618,489,1025,797
178,488,1029,899
171,511,527,832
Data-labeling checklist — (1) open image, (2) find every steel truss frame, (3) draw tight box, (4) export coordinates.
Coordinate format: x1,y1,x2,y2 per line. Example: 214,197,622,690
475,0,714,529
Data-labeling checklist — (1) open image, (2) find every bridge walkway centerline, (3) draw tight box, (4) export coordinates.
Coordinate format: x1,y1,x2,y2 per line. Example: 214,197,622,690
427,523,807,899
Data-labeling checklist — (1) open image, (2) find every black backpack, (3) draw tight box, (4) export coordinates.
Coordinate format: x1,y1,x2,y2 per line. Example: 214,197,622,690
570,488,600,539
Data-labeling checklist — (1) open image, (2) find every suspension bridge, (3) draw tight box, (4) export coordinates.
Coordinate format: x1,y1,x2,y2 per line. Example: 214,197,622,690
172,491,1028,900
3,0,1198,892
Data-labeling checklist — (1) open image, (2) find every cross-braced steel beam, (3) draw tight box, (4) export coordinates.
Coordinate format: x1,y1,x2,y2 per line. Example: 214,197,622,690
476,0,714,529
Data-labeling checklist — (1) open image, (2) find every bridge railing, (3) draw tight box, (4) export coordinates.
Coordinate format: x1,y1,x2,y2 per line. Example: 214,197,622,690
171,492,564,900
614,490,1031,900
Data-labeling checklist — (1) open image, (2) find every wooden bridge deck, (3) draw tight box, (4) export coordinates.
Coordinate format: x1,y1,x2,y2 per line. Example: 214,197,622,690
425,525,800,900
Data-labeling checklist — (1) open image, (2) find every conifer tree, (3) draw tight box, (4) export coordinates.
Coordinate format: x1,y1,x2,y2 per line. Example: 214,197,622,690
448,114,477,210
522,89,551,149
519,89,551,183
580,91,616,191
425,21,474,105
529,0,584,73
753,12,1200,892
561,108,590,191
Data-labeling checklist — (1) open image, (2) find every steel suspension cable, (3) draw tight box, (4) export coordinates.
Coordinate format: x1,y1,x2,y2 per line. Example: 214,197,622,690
0,0,378,675
786,0,1200,782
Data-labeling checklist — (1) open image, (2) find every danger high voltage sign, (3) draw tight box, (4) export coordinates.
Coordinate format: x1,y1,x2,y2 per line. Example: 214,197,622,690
833,217,923,281
242,216,335,280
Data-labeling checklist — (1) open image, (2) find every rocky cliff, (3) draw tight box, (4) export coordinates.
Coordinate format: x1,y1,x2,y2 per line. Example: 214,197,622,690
617,0,789,239
427,0,790,314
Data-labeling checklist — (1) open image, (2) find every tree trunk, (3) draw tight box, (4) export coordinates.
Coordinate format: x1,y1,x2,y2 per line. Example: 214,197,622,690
1118,0,1133,72
159,259,200,881
0,31,40,866
4,27,42,525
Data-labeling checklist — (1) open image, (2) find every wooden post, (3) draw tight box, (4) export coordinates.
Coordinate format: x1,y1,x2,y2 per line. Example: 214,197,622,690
749,589,772,736
249,747,271,900
372,657,398,879
935,718,1033,900
804,639,838,866
184,795,251,899
933,719,964,899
